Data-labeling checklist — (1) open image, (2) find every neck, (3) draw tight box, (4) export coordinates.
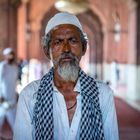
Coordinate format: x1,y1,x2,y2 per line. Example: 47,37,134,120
7,60,15,64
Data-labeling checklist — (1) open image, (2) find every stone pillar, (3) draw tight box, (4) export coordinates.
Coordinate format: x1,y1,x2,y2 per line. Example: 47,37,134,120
0,0,17,59
17,2,27,59
127,0,140,100
29,21,43,59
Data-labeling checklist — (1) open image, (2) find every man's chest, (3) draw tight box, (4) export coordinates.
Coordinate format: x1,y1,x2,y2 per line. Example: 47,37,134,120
53,92,81,140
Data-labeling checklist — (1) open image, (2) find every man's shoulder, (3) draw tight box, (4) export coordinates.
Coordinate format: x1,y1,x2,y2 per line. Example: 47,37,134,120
0,61,5,66
0,61,6,71
85,75,110,90
84,74,113,96
20,80,41,98
95,79,108,88
95,79,114,97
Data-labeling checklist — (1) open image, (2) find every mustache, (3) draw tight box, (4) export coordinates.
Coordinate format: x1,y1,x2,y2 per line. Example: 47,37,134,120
58,52,79,63
52,52,79,67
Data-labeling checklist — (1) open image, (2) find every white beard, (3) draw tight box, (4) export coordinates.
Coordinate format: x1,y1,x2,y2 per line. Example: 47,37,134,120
58,62,79,82
50,49,79,82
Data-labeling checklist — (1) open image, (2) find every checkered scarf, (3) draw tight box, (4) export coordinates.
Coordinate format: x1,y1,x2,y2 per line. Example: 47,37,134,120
33,67,105,140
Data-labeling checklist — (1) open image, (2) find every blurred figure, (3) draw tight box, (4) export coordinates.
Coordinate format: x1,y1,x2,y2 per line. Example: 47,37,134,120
0,48,18,133
111,59,120,91
106,80,111,86
28,59,43,82
17,59,24,84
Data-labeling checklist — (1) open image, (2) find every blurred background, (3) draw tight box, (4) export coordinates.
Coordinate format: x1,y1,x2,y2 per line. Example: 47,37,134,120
0,0,140,139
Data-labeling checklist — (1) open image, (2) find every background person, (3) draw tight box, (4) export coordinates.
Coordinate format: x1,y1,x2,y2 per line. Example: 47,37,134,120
111,59,120,91
0,48,18,133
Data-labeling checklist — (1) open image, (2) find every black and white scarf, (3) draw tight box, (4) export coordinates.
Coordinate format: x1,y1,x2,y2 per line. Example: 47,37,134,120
33,68,105,140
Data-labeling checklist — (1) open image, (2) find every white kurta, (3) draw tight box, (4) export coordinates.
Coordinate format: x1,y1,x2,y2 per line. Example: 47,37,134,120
0,61,18,131
14,78,119,140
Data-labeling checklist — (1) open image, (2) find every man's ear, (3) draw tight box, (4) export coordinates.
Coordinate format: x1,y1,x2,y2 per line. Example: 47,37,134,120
43,47,50,59
82,46,87,56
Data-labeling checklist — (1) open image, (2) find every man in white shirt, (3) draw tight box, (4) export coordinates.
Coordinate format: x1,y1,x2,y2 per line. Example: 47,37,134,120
0,48,18,133
14,12,119,140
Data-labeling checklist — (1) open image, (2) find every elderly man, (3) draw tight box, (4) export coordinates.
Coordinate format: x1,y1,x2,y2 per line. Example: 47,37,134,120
14,12,119,140
0,48,18,133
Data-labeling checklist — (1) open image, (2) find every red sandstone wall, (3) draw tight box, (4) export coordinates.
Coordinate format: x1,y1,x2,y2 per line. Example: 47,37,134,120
0,0,134,64
0,0,17,60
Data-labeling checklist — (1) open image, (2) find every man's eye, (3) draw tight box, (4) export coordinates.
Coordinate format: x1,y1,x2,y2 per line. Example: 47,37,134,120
69,38,78,44
54,39,63,46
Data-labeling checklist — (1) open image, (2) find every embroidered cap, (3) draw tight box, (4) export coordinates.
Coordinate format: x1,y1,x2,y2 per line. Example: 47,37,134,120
45,12,83,35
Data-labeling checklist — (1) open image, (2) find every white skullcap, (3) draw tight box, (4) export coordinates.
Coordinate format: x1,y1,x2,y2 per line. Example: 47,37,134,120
45,12,83,35
3,48,13,55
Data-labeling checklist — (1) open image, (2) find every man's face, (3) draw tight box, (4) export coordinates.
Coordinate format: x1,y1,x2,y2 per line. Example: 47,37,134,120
50,24,85,67
5,52,15,63
49,24,86,81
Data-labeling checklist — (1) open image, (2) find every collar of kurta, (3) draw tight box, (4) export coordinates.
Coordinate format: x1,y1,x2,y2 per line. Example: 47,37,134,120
33,67,105,140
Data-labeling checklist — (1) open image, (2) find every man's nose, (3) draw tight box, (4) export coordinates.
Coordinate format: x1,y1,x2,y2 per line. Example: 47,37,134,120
63,40,71,53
